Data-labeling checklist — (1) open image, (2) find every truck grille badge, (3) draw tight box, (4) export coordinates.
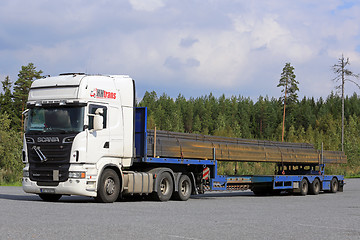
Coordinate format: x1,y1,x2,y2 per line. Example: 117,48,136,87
32,146,48,163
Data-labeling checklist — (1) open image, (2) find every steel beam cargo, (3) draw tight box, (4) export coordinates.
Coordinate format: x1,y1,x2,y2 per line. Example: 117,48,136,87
145,130,346,164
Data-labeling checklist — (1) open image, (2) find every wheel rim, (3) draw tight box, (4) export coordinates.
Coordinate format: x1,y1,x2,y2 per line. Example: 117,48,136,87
314,180,320,192
105,178,116,195
160,178,170,195
302,181,308,193
332,180,338,192
181,180,190,196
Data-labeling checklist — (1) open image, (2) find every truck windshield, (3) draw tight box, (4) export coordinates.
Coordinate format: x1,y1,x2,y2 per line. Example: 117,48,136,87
26,106,85,134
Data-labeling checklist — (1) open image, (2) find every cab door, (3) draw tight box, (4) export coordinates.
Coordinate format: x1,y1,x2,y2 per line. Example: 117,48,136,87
108,105,124,157
86,104,110,163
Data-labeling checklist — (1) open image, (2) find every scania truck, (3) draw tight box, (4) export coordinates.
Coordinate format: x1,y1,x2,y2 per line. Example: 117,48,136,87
22,74,346,202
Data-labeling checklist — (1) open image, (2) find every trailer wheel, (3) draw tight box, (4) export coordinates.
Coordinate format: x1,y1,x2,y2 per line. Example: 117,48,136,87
38,194,62,202
300,179,308,196
309,178,320,195
173,175,192,201
330,178,338,193
152,172,173,201
95,169,120,203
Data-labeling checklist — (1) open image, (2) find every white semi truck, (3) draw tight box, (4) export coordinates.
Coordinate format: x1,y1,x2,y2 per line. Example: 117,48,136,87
22,73,345,202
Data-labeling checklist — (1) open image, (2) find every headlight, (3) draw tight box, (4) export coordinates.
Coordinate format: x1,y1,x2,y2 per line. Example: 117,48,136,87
23,170,29,177
68,171,86,179
25,137,35,143
63,136,75,143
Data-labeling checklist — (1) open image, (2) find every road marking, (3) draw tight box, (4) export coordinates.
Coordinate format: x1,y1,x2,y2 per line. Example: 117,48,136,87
168,235,201,240
298,223,360,233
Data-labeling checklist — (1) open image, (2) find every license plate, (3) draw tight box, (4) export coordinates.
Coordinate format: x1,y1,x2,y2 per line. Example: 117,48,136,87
40,188,56,194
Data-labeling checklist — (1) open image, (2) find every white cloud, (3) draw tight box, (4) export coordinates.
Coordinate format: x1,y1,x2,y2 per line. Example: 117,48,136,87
129,0,165,11
0,0,360,99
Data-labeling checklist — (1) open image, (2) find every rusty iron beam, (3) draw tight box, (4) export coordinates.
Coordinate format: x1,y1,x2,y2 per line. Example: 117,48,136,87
146,130,347,164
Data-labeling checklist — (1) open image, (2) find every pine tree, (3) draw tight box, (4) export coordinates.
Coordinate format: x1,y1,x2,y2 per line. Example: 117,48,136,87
13,63,43,131
0,76,19,128
176,94,192,132
192,115,202,133
0,76,13,114
237,96,254,138
277,62,299,142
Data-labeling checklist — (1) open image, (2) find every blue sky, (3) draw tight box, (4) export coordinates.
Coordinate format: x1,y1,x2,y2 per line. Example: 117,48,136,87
0,0,359,101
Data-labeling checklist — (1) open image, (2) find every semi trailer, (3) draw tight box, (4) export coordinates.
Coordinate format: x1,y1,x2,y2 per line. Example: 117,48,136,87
22,74,346,202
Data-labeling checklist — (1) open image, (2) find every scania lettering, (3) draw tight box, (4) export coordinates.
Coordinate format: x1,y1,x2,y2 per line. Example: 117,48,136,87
22,74,346,202
37,137,60,143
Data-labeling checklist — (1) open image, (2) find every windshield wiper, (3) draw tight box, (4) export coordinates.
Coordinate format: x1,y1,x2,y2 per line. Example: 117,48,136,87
28,129,80,134
53,129,80,134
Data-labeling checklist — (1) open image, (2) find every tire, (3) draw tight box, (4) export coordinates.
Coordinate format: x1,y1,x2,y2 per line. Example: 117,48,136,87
173,175,192,201
95,169,120,203
300,178,308,196
39,194,62,202
152,172,173,202
309,178,320,195
330,178,338,193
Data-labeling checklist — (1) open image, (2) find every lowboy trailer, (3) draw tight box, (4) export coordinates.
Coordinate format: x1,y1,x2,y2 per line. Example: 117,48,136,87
22,74,345,202
135,107,344,196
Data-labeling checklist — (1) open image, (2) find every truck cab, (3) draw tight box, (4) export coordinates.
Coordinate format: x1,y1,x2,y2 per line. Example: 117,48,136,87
22,73,135,202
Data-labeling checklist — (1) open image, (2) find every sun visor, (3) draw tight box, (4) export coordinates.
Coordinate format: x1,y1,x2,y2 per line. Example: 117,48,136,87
28,87,79,101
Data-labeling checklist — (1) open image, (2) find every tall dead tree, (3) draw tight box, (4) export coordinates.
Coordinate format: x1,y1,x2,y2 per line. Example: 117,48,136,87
332,54,359,151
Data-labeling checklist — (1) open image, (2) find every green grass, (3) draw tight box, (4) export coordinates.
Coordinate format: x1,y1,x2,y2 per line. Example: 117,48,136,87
0,181,22,186
345,175,360,178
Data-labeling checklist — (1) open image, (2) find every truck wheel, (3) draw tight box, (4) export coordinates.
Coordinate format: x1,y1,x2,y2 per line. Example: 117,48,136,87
300,179,308,196
39,194,62,202
173,175,192,201
152,172,173,201
330,178,338,193
309,178,320,195
95,169,120,203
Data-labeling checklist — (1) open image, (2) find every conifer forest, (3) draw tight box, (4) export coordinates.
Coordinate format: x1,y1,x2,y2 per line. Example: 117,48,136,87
1,61,359,184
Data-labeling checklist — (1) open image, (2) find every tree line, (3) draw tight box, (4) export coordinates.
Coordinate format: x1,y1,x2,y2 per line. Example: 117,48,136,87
0,61,359,184
0,63,42,184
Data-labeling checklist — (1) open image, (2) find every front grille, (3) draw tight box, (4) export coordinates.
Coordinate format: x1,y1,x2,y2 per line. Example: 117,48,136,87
26,134,74,182
29,163,70,182
28,144,71,163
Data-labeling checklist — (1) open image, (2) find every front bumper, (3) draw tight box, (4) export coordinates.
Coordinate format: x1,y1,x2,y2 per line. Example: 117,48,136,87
22,177,97,197
23,163,98,197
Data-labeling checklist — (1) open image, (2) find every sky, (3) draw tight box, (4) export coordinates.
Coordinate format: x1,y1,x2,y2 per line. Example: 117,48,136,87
0,0,360,101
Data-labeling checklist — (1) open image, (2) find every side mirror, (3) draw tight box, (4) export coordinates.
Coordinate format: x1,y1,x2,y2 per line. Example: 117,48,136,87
93,115,103,131
23,109,29,132
90,108,104,131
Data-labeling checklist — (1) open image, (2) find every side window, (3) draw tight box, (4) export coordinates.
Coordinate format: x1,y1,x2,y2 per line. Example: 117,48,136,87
88,104,107,130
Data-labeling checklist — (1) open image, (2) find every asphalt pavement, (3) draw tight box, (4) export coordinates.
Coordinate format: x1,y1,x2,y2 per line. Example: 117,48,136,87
0,178,359,240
